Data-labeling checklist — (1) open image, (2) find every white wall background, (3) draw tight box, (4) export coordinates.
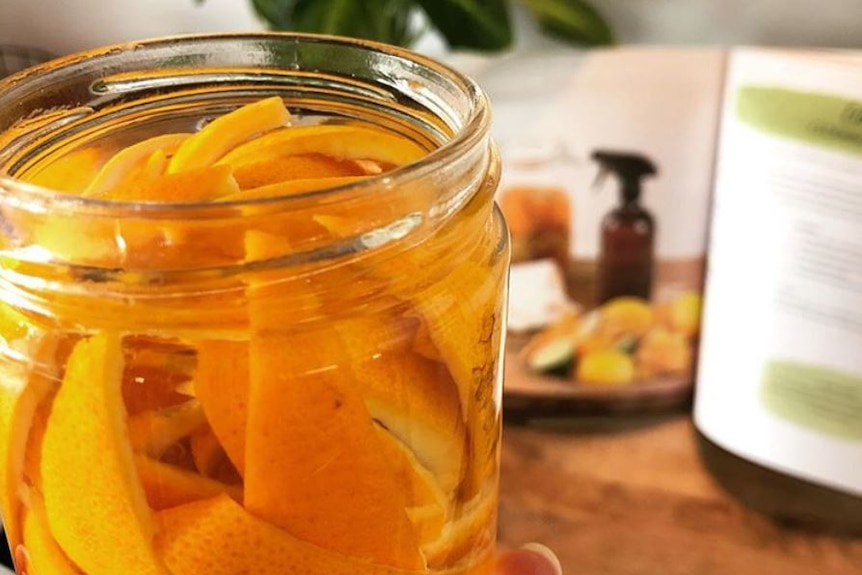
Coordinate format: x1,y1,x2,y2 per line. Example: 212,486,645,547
0,0,264,56
0,0,858,58
592,0,861,48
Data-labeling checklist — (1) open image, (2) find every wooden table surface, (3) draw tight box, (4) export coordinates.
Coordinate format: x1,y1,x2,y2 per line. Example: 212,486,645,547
497,413,862,575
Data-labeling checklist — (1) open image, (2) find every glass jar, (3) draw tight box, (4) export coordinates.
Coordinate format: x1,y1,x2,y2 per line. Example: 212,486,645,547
0,33,508,575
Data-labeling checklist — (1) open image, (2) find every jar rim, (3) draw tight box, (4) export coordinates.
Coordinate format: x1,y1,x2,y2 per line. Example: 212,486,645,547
0,32,492,217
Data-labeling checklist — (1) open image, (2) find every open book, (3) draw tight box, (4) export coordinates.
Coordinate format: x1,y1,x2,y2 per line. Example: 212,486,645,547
464,47,861,423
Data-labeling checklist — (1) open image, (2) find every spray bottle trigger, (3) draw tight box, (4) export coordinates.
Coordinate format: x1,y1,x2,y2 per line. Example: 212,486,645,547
591,167,609,192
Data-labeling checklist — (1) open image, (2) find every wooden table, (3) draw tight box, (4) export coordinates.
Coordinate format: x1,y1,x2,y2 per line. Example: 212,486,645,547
497,413,862,575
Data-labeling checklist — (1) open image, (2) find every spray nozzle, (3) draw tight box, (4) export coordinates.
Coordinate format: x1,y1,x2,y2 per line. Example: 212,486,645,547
591,150,658,204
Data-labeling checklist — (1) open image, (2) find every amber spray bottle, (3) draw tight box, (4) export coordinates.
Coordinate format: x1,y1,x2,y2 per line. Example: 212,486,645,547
592,151,658,305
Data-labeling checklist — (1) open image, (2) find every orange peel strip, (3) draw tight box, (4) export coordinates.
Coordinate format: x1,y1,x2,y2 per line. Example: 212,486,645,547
189,425,241,484
219,175,368,202
422,486,498,570
168,96,291,173
373,423,448,547
106,164,239,202
21,146,106,193
343,321,467,496
40,332,165,575
243,328,424,569
193,340,249,475
83,133,190,196
189,424,225,477
0,364,54,548
135,454,242,511
21,495,81,575
218,124,426,168
154,494,424,575
231,153,366,189
402,214,507,499
127,399,207,458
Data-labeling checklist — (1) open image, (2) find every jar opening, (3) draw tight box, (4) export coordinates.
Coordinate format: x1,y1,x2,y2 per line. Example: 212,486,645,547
0,33,497,282
0,33,491,215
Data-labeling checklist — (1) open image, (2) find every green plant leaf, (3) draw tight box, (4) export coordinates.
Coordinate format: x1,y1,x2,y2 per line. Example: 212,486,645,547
252,0,420,47
211,0,614,51
414,0,513,51
251,0,294,29
517,0,614,45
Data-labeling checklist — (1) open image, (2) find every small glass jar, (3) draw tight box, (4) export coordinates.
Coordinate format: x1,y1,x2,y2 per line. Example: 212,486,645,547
0,33,508,575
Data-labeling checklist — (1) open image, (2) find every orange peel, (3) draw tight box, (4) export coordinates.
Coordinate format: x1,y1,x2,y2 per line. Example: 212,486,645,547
127,399,207,458
20,145,106,193
83,133,190,197
220,175,367,202
404,236,507,499
189,424,241,485
40,332,165,575
135,454,242,511
231,153,365,189
155,494,422,575
422,486,498,570
193,340,249,475
218,124,426,168
348,341,467,497
21,495,80,575
0,364,53,548
168,96,291,173
374,423,448,546
106,164,239,202
244,327,424,569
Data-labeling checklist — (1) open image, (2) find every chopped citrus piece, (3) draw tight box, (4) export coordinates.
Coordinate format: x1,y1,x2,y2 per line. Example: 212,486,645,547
83,133,191,197
168,96,291,173
193,340,249,474
40,333,165,575
232,153,366,189
106,164,239,202
663,291,703,338
218,124,426,168
154,494,420,575
636,327,693,374
598,296,654,339
575,349,635,385
21,496,80,575
127,399,207,458
135,454,242,511
244,328,424,569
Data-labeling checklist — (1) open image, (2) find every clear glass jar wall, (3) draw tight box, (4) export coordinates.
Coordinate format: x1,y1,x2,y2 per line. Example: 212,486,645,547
0,33,509,575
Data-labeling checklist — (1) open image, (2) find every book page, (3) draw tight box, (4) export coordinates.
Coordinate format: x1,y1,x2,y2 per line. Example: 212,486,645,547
695,48,862,494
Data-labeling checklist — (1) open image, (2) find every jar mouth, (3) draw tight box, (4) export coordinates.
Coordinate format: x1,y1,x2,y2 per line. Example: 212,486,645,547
0,32,492,218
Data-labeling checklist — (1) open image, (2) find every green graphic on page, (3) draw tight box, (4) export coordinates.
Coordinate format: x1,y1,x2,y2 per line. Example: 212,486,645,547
736,86,862,155
761,360,862,440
